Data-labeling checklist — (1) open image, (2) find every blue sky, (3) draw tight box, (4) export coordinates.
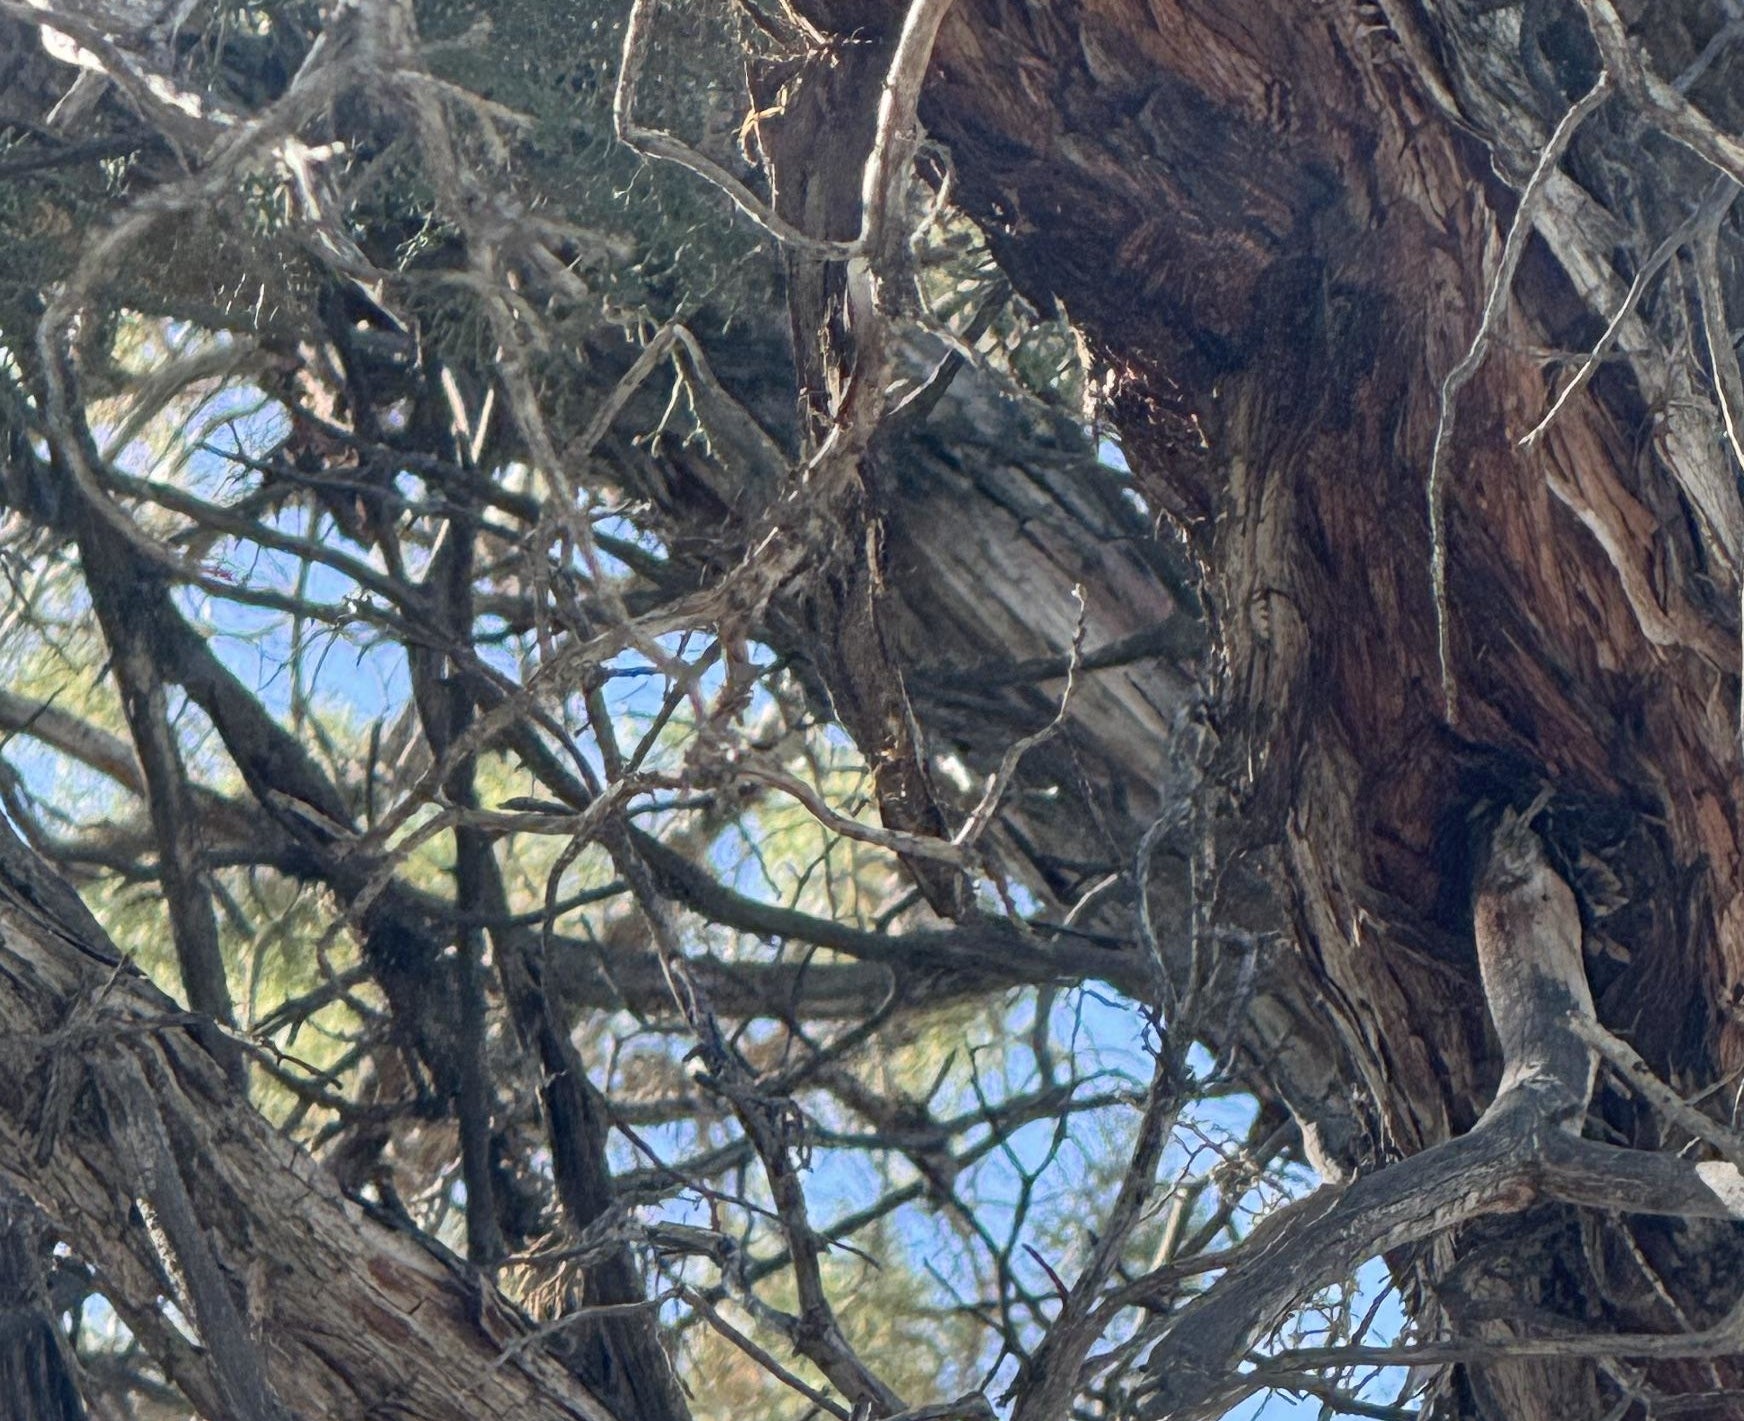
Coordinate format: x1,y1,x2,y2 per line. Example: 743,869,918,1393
6,371,1420,1418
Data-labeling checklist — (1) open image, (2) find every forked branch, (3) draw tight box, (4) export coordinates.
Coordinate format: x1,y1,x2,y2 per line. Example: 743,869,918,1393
1135,804,1744,1420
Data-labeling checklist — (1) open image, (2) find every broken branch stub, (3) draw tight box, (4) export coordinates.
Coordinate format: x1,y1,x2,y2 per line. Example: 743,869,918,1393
1471,797,1598,1126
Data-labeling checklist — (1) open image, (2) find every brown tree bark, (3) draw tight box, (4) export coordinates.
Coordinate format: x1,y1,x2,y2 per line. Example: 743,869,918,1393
613,0,1744,1414
599,1,1744,1407
883,1,1744,1415
3,0,1742,1416
0,817,616,1421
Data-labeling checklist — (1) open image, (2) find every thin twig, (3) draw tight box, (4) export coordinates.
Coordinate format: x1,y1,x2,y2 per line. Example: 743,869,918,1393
1578,0,1744,188
1568,1014,1744,1176
679,1286,852,1420
1519,175,1739,449
953,586,1087,852
613,0,854,257
1426,70,1612,723
732,762,971,865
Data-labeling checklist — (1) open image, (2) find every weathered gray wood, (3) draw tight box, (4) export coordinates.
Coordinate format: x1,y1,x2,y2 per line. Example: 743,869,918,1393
0,1189,85,1421
1138,814,1744,1419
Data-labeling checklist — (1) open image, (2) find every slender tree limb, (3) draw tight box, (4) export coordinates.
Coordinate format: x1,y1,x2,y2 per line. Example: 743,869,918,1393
1427,70,1613,722
79,511,244,1088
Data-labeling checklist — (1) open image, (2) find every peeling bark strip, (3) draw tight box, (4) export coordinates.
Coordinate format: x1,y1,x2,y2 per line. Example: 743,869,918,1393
911,0,1744,1412
0,817,614,1421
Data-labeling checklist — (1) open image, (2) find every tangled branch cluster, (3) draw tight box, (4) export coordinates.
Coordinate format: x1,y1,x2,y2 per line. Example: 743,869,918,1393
3,2,1744,1421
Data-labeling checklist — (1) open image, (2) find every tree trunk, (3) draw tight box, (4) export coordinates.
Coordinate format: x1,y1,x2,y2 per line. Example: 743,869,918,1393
0,819,616,1421
878,1,1744,1415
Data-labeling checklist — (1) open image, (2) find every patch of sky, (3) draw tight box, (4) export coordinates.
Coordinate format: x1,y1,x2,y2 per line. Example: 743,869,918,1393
584,913,1401,1421
1231,1253,1409,1420
710,812,794,903
593,628,724,745
3,736,129,829
1095,433,1156,524
175,556,409,725
606,511,668,553
85,362,411,726
819,719,857,753
963,986,1383,1420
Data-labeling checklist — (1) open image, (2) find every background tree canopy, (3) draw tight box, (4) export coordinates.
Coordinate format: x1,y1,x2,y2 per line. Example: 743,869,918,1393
0,2,1742,1420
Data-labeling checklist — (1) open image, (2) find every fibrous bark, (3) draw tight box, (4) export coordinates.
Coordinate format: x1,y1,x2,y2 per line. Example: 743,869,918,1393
0,816,616,1421
898,0,1744,1414
3,0,1743,1417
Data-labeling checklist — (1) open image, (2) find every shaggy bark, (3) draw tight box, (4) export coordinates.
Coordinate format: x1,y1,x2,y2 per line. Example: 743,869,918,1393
0,816,616,1421
2,0,1743,1417
899,0,1744,1414
581,0,1744,1413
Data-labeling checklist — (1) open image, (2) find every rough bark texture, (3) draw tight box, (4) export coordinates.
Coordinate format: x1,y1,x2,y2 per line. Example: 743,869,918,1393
2,0,1743,1416
583,1,1744,1410
886,1,1744,1414
0,1190,85,1421
0,819,614,1421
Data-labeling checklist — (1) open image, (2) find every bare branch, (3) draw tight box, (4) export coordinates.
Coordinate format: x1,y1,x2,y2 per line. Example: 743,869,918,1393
1426,69,1612,722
